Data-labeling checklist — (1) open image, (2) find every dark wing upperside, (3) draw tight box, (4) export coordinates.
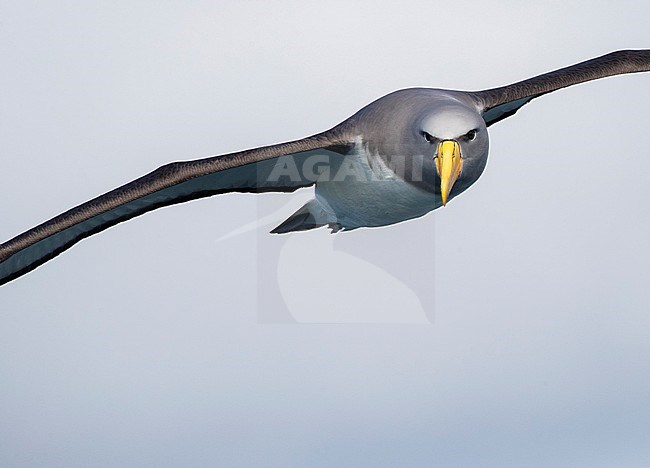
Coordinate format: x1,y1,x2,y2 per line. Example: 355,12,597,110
0,131,352,286
469,49,650,127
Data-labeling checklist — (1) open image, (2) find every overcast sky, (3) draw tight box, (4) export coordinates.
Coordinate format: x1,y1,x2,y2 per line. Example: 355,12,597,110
1,1,649,466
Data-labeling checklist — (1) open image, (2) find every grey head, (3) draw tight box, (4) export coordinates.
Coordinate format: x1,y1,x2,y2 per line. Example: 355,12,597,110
345,88,489,203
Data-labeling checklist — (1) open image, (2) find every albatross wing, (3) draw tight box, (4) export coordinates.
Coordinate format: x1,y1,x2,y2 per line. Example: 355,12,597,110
0,132,352,285
471,49,650,126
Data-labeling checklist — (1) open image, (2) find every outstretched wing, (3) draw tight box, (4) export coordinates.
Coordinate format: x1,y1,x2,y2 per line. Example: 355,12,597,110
0,131,352,286
470,49,650,126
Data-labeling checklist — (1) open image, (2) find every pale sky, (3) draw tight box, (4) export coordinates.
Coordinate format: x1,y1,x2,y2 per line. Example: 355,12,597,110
1,1,649,466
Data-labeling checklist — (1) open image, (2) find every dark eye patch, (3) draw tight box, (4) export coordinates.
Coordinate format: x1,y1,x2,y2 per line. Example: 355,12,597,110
465,129,478,141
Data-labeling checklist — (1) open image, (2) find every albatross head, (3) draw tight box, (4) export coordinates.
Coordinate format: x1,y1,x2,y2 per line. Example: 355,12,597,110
417,101,489,205
359,89,489,205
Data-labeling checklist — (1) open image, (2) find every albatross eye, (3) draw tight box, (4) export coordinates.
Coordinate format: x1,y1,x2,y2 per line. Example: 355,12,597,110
422,131,435,143
465,129,478,141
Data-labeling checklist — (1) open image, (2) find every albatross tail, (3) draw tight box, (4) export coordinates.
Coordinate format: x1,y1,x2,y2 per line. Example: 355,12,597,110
270,199,341,234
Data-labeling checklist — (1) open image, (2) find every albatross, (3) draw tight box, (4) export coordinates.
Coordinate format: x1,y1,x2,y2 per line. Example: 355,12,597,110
1,50,648,285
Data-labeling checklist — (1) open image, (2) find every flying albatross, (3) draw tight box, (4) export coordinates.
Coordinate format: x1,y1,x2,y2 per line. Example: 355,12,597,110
1,50,648,285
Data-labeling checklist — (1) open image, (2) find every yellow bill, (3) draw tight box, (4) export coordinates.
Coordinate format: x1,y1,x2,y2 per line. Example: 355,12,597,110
435,140,463,206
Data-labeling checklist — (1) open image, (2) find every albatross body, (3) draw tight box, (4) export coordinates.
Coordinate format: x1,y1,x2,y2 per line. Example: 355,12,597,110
273,89,486,232
0,50,648,285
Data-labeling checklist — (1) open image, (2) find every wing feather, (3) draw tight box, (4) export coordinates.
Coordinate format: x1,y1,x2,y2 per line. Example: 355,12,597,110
471,49,650,126
0,131,351,285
